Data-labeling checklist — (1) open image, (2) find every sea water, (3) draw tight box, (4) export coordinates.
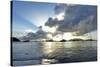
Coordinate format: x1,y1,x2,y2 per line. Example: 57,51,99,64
12,41,97,66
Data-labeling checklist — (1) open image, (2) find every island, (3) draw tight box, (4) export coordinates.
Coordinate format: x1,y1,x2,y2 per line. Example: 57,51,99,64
60,39,66,42
11,37,20,42
69,38,84,41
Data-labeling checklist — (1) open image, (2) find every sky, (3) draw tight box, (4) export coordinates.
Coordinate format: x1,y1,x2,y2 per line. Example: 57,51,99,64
12,1,56,37
12,1,97,40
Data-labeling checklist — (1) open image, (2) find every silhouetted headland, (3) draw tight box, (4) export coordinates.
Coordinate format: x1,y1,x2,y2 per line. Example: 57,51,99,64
60,39,66,42
45,39,54,42
69,38,84,41
11,37,20,42
23,40,30,42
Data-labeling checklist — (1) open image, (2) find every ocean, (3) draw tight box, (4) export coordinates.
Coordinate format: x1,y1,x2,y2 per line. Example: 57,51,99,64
12,41,97,66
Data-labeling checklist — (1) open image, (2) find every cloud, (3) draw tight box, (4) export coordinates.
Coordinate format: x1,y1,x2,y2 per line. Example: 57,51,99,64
20,4,97,41
20,29,48,41
19,32,37,41
36,29,47,39
74,15,97,35
45,4,97,35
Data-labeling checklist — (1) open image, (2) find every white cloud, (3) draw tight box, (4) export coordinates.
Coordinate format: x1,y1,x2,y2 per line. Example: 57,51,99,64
53,12,65,21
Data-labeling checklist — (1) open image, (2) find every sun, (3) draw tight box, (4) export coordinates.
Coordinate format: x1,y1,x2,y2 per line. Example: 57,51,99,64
47,34,52,39
53,32,74,41
53,34,62,41
46,32,74,41
63,32,73,40
53,12,65,21
42,26,57,33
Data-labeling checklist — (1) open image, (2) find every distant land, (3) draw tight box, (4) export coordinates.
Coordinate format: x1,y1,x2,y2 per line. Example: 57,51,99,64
11,37,97,42
69,38,97,41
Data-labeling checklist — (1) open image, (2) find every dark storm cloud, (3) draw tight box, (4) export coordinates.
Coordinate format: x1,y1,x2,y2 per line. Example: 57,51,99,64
75,15,97,35
45,17,60,27
45,4,97,35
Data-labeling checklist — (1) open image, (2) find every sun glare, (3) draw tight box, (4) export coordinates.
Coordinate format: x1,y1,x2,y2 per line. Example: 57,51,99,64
53,12,65,21
47,34,52,39
63,32,73,40
53,34,62,41
46,32,75,41
43,26,57,33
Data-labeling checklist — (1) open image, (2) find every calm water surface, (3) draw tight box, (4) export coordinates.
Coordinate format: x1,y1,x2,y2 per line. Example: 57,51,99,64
12,41,97,66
